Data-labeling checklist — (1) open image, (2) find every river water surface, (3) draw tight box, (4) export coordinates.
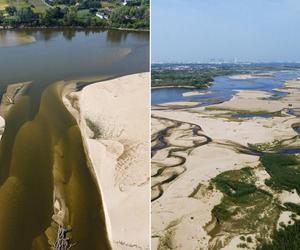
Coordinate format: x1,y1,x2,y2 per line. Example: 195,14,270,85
0,28,149,250
152,70,300,105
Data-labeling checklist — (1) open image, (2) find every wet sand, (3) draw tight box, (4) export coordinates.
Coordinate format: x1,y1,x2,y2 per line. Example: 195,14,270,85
0,81,111,250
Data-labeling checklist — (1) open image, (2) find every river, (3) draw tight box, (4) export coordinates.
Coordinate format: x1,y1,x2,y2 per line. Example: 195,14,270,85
151,70,300,105
0,28,149,250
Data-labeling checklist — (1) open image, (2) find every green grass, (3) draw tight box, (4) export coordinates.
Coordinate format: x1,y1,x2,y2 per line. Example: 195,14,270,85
208,167,281,249
28,0,49,13
76,9,90,18
213,167,258,197
207,155,300,249
248,140,282,152
101,1,118,8
5,0,49,13
209,167,280,244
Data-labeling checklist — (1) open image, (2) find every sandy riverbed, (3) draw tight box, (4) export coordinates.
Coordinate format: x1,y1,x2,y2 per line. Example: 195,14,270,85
152,78,300,249
63,73,150,250
0,81,31,140
0,116,4,140
0,31,36,47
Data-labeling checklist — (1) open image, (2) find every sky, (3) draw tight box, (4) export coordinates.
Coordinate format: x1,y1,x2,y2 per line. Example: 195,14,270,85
152,0,300,63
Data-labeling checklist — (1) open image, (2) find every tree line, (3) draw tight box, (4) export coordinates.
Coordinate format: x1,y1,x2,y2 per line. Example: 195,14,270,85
0,0,149,29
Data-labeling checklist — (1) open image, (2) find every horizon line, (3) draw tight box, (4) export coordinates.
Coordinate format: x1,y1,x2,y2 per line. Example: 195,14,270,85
151,61,300,65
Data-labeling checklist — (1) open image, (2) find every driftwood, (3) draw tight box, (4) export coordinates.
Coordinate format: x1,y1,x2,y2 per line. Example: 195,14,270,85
53,224,77,250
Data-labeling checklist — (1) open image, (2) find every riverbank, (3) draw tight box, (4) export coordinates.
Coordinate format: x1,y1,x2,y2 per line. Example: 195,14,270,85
0,26,149,32
63,73,150,249
151,76,300,249
152,85,199,89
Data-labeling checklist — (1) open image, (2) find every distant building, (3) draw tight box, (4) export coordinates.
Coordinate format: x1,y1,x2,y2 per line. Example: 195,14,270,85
96,12,108,19
96,9,112,20
96,12,104,19
123,0,134,6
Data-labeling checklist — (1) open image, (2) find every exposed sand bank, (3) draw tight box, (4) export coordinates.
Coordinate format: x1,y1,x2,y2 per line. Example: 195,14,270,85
0,31,36,47
64,73,150,249
0,116,4,140
182,90,210,97
152,78,300,249
0,81,31,141
160,101,199,107
0,81,31,116
229,73,273,80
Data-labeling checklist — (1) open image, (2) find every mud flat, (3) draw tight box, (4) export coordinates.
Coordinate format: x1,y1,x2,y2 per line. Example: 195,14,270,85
151,77,300,249
64,73,150,250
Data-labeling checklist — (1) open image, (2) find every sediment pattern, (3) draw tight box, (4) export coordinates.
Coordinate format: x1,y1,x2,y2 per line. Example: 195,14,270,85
0,81,111,250
152,77,300,250
151,115,212,201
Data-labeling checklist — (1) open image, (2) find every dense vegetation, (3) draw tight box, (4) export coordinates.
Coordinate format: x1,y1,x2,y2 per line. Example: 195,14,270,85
0,0,149,29
261,154,300,193
257,221,300,250
152,68,237,88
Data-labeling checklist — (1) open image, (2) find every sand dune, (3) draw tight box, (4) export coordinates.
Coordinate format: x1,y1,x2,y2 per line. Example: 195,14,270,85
64,73,150,250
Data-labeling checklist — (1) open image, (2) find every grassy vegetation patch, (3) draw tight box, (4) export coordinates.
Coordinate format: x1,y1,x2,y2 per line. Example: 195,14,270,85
213,168,258,197
232,110,283,119
101,0,117,8
207,150,300,248
208,167,280,248
6,0,49,13
248,140,282,152
205,108,281,118
260,154,300,193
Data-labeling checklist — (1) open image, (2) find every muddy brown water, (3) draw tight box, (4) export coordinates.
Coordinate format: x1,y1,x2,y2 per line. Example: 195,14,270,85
0,28,149,250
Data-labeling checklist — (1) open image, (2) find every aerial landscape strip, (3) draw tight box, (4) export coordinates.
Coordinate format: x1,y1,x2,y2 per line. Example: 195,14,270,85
151,65,300,249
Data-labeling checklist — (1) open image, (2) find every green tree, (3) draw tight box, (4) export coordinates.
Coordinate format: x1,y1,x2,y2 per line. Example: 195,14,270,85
63,6,77,25
0,11,4,24
16,7,37,24
5,6,17,16
41,7,64,25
